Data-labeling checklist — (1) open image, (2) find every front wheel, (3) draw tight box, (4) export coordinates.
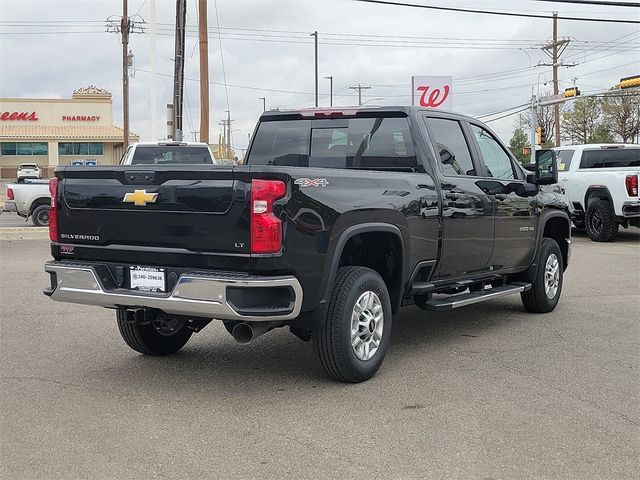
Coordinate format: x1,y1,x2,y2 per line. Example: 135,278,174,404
313,266,392,383
521,238,563,313
117,309,192,355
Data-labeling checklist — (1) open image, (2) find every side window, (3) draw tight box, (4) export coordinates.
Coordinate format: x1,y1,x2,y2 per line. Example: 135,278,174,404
470,124,515,180
425,117,476,176
556,149,575,171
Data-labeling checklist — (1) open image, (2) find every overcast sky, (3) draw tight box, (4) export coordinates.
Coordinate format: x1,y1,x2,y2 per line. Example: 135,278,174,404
1,0,638,153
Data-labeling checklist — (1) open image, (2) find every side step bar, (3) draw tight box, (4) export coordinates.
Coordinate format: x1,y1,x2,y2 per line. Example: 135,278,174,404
421,283,531,311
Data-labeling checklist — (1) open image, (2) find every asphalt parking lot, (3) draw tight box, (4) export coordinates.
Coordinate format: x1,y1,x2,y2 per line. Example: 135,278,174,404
1,229,638,479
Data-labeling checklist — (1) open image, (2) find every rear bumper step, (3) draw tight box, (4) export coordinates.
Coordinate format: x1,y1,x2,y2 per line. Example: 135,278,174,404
421,283,531,311
44,261,303,322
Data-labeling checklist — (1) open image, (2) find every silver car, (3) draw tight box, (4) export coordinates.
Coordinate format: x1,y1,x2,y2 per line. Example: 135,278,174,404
17,163,42,182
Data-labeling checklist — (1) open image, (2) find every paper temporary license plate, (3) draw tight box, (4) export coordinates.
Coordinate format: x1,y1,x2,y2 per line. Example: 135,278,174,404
129,266,166,292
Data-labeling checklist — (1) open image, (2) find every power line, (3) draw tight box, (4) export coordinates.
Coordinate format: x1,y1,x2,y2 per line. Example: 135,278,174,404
213,0,231,113
351,0,640,23
530,0,640,6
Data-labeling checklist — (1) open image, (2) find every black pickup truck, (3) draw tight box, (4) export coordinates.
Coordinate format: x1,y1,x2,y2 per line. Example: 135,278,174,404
44,107,570,382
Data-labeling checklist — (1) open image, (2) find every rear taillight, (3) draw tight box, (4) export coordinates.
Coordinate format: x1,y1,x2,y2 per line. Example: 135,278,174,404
250,179,286,254
625,175,638,197
6,187,14,200
49,177,59,242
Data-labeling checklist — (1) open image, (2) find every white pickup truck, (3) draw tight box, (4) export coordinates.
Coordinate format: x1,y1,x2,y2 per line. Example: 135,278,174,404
555,143,639,241
3,180,52,226
120,141,216,165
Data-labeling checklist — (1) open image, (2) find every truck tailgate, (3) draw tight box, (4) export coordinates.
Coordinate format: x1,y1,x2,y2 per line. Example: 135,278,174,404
56,166,250,255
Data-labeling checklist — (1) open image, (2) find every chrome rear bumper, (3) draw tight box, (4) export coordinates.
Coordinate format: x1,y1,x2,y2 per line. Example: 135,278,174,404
44,261,303,322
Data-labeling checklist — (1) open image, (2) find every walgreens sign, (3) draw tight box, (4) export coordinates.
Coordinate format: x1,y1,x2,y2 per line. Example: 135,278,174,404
411,76,453,111
0,111,39,121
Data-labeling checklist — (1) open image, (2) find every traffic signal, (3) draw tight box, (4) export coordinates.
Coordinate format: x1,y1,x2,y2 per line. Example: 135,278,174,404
536,125,547,145
564,87,580,98
619,75,640,89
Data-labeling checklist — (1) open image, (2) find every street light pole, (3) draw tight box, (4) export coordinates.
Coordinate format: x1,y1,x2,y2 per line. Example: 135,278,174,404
259,97,266,112
324,76,333,107
311,31,318,107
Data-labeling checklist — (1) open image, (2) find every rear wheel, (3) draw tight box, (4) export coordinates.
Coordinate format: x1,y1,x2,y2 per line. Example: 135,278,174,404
585,199,618,242
313,266,392,383
116,309,192,355
31,204,50,227
521,238,563,313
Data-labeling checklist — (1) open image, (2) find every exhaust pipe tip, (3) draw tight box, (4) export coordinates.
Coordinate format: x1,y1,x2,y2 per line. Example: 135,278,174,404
231,322,255,344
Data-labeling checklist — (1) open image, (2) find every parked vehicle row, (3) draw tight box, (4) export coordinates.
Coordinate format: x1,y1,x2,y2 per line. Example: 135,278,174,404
555,143,639,242
43,106,571,382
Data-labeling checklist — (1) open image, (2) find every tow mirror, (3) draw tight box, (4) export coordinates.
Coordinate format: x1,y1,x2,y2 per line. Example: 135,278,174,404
535,149,558,185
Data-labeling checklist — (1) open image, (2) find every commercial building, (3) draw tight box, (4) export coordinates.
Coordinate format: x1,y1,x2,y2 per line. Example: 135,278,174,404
0,86,138,178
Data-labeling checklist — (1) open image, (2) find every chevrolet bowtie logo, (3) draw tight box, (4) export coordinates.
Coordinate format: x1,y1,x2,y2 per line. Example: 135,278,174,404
122,189,158,206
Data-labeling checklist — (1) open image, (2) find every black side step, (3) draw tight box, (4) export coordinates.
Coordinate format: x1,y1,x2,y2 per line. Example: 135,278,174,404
421,283,531,311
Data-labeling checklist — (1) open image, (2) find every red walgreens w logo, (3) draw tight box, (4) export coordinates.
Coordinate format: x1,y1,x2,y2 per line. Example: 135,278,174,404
416,85,450,108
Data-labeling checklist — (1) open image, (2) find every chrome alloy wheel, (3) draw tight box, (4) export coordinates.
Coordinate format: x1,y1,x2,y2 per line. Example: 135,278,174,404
351,291,384,361
544,253,560,299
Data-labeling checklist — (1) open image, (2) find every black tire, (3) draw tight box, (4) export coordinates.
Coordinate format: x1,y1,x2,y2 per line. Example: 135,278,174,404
521,238,563,313
31,204,50,227
116,309,192,355
585,199,618,242
313,266,392,383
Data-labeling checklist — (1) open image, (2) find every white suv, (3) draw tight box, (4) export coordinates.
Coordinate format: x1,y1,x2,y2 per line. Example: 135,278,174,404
16,163,43,182
555,144,639,241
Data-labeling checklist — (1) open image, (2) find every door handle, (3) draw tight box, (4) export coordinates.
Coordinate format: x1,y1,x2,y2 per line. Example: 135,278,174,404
494,194,507,201
561,178,568,182
445,193,461,200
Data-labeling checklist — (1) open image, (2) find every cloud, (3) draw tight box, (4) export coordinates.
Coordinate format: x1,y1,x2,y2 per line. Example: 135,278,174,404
1,0,637,150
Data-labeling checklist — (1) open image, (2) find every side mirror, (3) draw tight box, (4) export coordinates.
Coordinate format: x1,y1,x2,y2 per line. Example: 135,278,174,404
535,149,558,185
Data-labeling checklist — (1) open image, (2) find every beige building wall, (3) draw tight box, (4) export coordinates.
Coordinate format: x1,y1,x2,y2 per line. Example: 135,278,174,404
0,86,137,178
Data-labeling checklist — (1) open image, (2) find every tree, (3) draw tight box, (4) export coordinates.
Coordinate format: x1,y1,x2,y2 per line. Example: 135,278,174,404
561,97,613,144
509,128,530,163
601,88,640,143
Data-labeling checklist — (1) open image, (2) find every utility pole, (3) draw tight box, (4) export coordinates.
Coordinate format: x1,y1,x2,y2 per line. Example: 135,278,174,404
150,0,157,140
552,12,560,146
121,0,130,148
540,11,574,147
530,94,537,165
106,9,143,145
311,31,318,107
219,113,234,158
198,0,209,144
324,76,333,107
172,0,186,141
349,84,371,106
259,97,266,112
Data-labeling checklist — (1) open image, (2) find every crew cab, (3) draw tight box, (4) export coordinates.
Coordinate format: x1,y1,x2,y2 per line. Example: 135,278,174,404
3,180,51,226
555,144,639,241
43,107,571,383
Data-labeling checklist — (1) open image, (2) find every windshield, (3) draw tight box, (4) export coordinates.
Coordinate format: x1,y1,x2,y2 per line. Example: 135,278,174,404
19,164,38,169
246,117,420,171
128,146,215,165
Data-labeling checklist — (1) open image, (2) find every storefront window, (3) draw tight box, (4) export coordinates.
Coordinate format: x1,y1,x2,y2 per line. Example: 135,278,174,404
88,143,104,155
73,143,89,155
0,142,48,155
58,142,103,156
32,143,48,155
58,143,73,155
1,143,17,155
